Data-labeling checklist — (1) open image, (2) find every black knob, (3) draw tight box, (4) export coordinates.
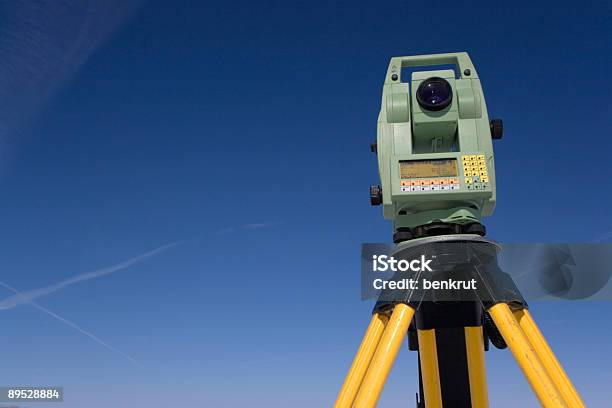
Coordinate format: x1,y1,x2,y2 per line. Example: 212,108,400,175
370,185,382,206
393,229,414,243
490,119,503,140
370,141,377,153
463,222,486,236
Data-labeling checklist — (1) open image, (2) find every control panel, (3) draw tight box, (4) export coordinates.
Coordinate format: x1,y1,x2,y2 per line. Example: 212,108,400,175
396,153,491,193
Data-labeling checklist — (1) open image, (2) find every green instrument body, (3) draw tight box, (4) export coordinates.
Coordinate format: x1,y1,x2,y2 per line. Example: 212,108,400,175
375,52,498,231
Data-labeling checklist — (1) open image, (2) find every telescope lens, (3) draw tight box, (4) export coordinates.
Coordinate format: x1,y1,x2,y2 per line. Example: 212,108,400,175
416,77,453,111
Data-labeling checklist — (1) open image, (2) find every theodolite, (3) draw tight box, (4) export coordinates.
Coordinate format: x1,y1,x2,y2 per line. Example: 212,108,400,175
369,52,502,241
335,52,585,408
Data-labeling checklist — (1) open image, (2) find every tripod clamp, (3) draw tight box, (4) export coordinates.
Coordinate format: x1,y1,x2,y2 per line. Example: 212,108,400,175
372,234,527,315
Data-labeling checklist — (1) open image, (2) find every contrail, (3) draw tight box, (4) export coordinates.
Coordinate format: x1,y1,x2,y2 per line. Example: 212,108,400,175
0,241,181,310
0,280,141,366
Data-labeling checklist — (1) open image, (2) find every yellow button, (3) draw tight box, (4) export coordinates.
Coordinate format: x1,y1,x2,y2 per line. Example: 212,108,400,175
480,171,487,176
481,176,489,183
478,154,485,160
465,177,473,184
479,166,487,172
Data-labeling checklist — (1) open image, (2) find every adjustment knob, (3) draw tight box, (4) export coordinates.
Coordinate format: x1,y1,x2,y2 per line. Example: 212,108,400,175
490,119,503,140
393,228,413,243
370,185,382,206
463,222,487,236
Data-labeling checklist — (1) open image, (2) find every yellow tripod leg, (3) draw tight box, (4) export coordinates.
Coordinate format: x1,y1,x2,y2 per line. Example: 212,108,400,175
464,326,489,408
334,313,389,408
353,303,415,408
417,329,443,408
488,303,567,408
513,309,585,408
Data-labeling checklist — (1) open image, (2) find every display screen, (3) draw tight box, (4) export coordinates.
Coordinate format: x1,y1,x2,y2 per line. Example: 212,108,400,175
400,159,457,178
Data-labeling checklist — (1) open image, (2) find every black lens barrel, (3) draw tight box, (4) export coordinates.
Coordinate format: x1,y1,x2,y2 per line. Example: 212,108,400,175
416,77,453,111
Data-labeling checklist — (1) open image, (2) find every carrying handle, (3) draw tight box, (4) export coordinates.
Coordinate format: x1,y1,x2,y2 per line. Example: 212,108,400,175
385,52,478,83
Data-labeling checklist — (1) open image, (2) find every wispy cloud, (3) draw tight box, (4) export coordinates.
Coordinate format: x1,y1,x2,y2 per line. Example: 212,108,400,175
216,221,283,235
0,280,141,366
0,0,144,142
0,241,181,311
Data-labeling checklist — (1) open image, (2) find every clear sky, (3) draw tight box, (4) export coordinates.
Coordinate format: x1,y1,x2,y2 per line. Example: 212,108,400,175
0,0,610,407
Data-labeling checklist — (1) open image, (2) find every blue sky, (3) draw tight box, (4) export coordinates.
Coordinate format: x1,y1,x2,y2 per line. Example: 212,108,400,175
0,0,610,407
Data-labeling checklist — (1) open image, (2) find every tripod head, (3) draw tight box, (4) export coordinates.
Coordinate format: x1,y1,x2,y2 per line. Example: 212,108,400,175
370,52,503,240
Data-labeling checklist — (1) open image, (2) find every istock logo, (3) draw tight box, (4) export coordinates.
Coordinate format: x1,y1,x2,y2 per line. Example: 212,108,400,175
372,255,433,273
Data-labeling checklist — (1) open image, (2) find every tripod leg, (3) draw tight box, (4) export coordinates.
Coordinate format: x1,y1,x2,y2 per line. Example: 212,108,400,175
512,309,585,408
488,303,567,408
353,303,416,408
417,329,443,407
334,313,389,408
464,326,489,407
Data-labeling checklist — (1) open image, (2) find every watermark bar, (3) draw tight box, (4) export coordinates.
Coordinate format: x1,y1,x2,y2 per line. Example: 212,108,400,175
0,387,63,402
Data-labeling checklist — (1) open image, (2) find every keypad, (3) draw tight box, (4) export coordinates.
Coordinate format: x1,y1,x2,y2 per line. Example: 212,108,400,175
462,154,489,189
400,178,459,192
